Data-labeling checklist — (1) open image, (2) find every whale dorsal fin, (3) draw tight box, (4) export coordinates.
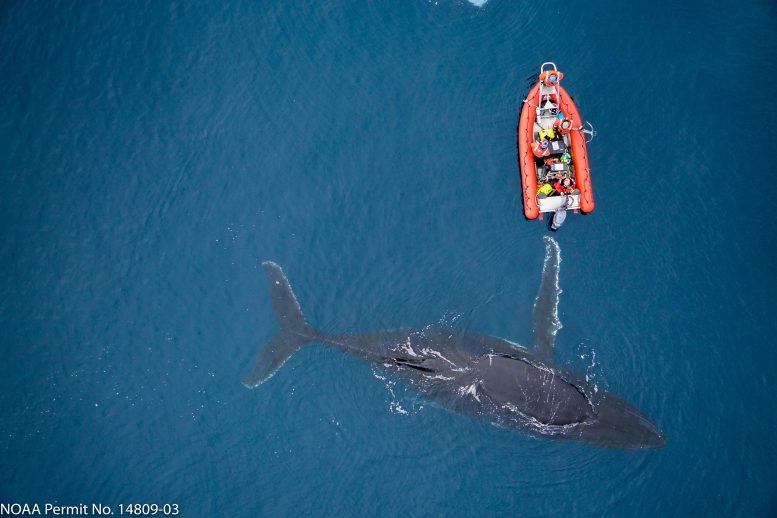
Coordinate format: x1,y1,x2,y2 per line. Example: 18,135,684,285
532,236,562,360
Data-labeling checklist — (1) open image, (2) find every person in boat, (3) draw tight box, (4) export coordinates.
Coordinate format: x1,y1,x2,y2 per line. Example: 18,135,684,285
540,70,564,86
533,126,561,158
554,117,574,135
553,176,576,194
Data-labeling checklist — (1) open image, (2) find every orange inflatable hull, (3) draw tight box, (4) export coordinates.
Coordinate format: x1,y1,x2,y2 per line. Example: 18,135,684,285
518,84,594,219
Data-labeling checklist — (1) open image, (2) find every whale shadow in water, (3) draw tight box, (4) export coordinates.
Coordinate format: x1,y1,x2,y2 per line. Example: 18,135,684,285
243,237,665,450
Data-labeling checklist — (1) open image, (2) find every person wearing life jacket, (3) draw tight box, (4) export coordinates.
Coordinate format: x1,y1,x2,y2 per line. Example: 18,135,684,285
532,139,550,158
554,117,575,135
553,176,576,194
539,70,564,86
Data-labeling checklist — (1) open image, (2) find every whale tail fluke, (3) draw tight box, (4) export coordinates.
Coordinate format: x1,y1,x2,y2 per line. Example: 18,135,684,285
242,261,316,388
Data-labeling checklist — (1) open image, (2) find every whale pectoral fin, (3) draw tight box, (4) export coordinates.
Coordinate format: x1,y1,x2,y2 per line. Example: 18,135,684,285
532,236,562,360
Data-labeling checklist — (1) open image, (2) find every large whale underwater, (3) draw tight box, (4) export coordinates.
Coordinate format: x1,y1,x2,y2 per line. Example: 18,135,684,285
243,237,665,450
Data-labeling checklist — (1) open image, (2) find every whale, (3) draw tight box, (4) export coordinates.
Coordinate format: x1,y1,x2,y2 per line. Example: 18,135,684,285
243,237,665,450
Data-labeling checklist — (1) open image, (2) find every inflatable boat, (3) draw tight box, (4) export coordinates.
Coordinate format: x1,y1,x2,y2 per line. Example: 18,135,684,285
518,63,595,229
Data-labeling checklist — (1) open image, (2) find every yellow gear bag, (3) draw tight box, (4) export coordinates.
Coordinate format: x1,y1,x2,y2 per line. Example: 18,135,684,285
538,128,556,141
538,183,553,196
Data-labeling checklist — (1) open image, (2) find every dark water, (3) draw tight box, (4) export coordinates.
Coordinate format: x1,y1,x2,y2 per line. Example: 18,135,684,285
2,1,776,516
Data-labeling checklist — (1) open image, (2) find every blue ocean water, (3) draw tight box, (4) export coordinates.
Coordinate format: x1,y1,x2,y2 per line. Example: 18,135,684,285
2,1,776,516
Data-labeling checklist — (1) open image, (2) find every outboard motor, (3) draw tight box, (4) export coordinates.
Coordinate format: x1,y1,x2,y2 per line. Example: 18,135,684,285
551,208,567,230
550,196,573,231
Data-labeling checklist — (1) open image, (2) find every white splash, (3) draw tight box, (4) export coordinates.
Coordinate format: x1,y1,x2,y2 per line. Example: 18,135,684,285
423,373,455,381
372,370,409,415
587,350,599,392
467,0,488,6
420,347,456,366
458,382,481,402
578,343,602,394
398,339,419,357
390,401,409,415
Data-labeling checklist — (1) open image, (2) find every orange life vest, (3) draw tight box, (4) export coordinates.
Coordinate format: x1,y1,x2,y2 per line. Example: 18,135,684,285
532,140,550,158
